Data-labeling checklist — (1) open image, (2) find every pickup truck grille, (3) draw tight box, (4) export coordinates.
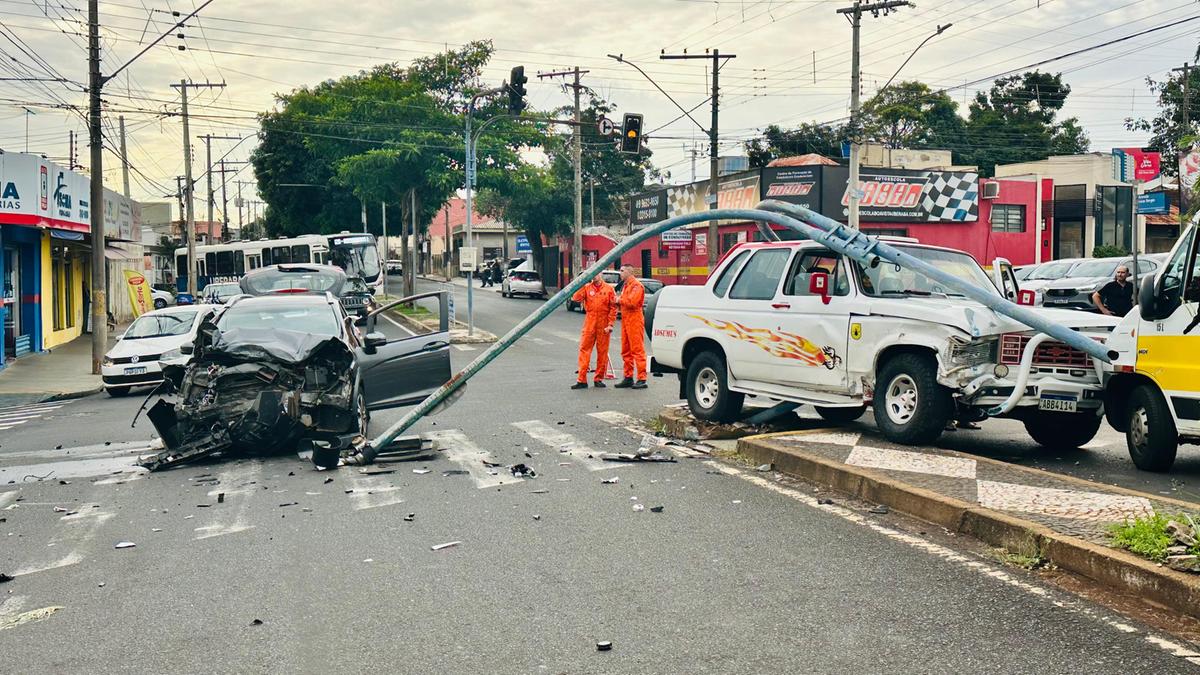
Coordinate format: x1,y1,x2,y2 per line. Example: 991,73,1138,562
999,334,1092,368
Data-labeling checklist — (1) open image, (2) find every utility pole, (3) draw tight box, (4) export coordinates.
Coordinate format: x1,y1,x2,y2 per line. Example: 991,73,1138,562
660,49,736,267
538,67,589,278
237,180,244,239
838,0,911,230
200,134,239,231
117,115,130,197
21,106,34,154
68,129,74,169
219,159,228,240
1173,62,1192,230
380,201,387,298
171,80,225,297
86,0,103,372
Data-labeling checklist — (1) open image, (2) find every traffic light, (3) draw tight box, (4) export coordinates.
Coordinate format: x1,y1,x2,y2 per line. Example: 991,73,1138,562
508,66,528,115
620,113,643,154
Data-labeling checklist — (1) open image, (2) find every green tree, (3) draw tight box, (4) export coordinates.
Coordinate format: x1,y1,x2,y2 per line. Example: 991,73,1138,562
859,81,964,150
475,163,572,267
1126,67,1200,176
745,123,844,168
960,71,1089,176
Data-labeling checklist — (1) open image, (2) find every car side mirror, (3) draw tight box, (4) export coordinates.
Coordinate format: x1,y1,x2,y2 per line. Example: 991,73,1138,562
1139,273,1166,321
808,272,831,305
180,343,193,355
363,331,387,354
1017,290,1036,306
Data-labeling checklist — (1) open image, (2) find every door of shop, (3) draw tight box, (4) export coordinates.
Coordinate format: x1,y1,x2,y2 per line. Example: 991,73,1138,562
1055,220,1085,259
2,246,15,358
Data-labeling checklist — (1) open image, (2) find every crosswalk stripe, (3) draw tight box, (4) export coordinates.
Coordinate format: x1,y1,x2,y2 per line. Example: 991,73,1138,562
0,402,64,413
531,337,553,346
194,464,261,539
348,475,406,510
0,420,30,430
426,429,522,489
0,410,57,422
588,411,643,428
511,420,617,471
453,344,477,352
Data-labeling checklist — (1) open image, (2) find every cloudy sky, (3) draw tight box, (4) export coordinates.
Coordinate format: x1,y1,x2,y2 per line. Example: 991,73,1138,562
0,0,1194,225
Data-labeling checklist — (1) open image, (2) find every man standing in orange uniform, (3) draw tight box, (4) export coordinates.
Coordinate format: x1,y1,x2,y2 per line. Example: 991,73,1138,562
570,273,616,390
614,265,648,389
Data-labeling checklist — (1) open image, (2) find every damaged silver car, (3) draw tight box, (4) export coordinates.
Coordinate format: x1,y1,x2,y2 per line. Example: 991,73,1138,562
138,272,452,471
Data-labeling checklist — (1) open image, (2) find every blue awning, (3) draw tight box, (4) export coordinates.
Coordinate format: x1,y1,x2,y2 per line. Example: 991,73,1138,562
50,229,85,241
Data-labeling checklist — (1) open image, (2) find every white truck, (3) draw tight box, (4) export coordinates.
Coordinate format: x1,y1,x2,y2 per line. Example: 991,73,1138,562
646,237,1120,447
1102,218,1200,472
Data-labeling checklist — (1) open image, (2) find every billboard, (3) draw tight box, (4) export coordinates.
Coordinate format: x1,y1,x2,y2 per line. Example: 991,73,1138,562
761,166,821,210
0,152,137,239
822,166,979,223
630,188,667,228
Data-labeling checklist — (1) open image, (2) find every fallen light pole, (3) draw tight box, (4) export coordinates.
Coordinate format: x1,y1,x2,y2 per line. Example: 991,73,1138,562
348,204,1115,465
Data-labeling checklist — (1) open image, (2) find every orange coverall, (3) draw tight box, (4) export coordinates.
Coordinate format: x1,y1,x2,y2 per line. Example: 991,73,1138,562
618,277,647,380
572,279,616,383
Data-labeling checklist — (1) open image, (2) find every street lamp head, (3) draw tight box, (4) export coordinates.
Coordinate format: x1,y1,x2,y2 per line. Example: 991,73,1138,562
936,23,952,34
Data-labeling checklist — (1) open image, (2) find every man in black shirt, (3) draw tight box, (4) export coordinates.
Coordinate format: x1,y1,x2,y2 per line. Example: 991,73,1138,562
1092,265,1134,316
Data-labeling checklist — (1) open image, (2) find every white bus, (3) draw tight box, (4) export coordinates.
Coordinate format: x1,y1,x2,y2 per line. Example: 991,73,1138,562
175,232,382,293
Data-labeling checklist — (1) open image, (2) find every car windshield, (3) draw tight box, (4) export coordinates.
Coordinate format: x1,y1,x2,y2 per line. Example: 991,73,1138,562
1069,259,1122,277
216,303,341,336
242,268,342,295
344,277,370,293
858,246,997,298
124,311,198,339
1030,261,1076,280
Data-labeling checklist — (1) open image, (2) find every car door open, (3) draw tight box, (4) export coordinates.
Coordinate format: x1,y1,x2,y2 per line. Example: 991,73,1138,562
358,291,453,410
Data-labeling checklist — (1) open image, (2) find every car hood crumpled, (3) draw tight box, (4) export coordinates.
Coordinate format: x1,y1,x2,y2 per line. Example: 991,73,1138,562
865,297,1119,337
200,327,352,365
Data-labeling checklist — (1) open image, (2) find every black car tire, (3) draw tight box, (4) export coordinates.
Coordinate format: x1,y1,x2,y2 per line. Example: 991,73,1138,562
153,298,167,310
816,405,867,424
686,351,744,423
355,384,371,438
106,386,131,397
873,353,952,445
1126,384,1178,472
1023,411,1102,449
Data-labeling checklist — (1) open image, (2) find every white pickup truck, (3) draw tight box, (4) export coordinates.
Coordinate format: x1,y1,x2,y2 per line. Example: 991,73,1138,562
646,237,1120,448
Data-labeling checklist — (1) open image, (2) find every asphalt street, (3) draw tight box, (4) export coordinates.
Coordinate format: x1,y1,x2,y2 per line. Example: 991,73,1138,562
0,281,1197,672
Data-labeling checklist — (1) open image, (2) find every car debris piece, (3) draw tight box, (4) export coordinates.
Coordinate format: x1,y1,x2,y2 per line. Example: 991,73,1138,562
601,476,619,484
442,470,469,476
431,541,461,551
869,505,890,515
510,464,536,478
818,498,834,506
250,619,263,626
413,469,431,474
217,493,225,504
650,506,664,513
756,463,773,472
359,468,395,476
404,513,415,522
602,453,676,463
53,506,67,513
633,504,645,512
323,477,334,484
0,573,13,584
533,514,541,521
115,541,136,549
278,502,298,508
596,641,613,652
530,489,549,494
481,459,502,468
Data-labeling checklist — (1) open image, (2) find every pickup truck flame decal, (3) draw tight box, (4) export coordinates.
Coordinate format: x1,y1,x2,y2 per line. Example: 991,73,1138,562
687,314,841,369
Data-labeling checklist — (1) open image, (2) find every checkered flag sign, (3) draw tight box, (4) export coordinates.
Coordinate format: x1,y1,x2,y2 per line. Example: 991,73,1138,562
920,171,979,222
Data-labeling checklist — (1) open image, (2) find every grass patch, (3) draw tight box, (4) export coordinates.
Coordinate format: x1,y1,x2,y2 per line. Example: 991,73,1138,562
392,305,432,318
1109,513,1200,562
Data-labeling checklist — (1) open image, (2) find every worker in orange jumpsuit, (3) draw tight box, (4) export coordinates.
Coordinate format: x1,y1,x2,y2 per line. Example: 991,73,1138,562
614,265,648,389
571,273,617,390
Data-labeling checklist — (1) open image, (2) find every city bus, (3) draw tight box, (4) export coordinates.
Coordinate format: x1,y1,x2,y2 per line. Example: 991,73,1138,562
175,232,382,292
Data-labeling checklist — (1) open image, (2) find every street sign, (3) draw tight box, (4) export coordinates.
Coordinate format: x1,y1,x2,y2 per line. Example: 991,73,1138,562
515,234,531,254
597,116,615,136
447,290,455,324
1138,191,1169,214
459,246,479,272
660,229,692,250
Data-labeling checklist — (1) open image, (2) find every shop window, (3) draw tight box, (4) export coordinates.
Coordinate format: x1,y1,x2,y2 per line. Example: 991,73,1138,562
990,204,1026,233
720,232,739,254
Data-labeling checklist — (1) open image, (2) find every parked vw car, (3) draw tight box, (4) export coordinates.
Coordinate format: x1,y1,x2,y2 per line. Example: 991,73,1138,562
1040,254,1165,311
101,305,217,396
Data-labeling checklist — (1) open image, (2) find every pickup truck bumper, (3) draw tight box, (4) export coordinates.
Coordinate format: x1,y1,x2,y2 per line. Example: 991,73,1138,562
968,376,1104,412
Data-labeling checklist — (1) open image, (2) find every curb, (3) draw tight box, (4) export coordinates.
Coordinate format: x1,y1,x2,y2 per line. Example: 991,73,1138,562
737,434,1200,620
385,308,498,344
0,385,103,407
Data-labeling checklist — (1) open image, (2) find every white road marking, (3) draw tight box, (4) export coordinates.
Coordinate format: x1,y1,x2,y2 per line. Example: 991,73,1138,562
512,420,618,471
381,312,417,336
548,329,579,342
194,464,262,539
426,429,521,489
0,402,64,415
0,596,62,632
531,337,554,346
0,411,50,422
589,410,699,458
453,344,477,352
0,440,154,462
845,445,978,479
0,420,30,430
589,410,643,428
347,475,406,510
779,431,862,447
0,456,148,483
11,510,113,576
709,460,1197,664
975,480,1154,523
0,491,18,509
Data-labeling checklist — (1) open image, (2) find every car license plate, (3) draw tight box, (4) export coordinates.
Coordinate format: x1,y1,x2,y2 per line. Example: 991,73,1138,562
124,366,147,375
1047,298,1069,304
1038,393,1077,413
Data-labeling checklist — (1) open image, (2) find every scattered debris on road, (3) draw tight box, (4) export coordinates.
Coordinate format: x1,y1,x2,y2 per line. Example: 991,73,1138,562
431,541,461,551
114,541,136,549
869,505,890,515
510,463,536,478
596,641,613,652
650,506,664,513
601,476,619,484
0,573,12,584
413,469,431,474
756,463,773,472
250,619,263,626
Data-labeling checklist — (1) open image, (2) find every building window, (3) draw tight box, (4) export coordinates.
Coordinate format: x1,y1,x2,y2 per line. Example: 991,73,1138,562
720,232,739,254
991,204,1026,233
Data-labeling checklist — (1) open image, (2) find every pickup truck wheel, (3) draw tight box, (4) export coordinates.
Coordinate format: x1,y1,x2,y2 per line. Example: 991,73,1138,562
1023,411,1101,449
873,354,951,445
1126,384,1178,472
815,405,867,424
686,351,744,423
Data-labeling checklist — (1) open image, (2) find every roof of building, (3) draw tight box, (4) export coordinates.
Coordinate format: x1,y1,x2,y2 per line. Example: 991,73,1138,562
1145,204,1182,226
767,154,841,167
428,197,497,237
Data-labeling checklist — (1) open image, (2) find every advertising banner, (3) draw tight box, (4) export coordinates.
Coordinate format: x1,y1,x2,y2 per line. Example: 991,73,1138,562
124,269,154,318
1115,147,1161,182
630,188,668,229
693,232,708,257
822,166,979,222
761,166,821,211
0,152,137,238
515,234,531,254
660,229,693,250
1180,146,1200,214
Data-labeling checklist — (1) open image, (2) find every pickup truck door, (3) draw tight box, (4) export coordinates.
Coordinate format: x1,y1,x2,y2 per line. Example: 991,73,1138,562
766,249,850,390
357,292,452,410
710,247,793,384
1135,226,1200,433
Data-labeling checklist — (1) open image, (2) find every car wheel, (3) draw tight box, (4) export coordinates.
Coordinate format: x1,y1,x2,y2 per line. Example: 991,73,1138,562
1126,384,1178,472
355,385,371,438
815,405,867,424
106,386,131,397
873,353,952,445
153,298,167,310
1023,411,1101,449
686,351,744,424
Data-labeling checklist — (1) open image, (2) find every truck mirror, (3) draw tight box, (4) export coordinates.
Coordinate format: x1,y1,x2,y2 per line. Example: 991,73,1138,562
1139,273,1163,321
1017,290,1035,306
1186,279,1200,304
809,272,831,305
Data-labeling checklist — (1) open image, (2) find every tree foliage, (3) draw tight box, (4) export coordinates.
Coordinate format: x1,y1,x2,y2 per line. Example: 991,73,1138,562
859,81,963,150
1126,67,1200,176
745,123,844,168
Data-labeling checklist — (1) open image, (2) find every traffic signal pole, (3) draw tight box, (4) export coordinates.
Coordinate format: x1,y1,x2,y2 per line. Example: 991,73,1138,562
537,67,588,280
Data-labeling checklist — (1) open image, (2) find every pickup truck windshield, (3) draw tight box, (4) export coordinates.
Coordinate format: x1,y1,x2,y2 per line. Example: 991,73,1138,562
857,246,998,298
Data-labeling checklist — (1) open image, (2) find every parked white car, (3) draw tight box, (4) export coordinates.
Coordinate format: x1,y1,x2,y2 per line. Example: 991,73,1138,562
647,239,1120,448
501,270,547,299
151,288,174,310
101,305,216,396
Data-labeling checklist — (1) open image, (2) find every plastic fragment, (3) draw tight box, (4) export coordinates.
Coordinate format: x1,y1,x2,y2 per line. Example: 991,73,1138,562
597,641,613,652
115,541,136,549
650,506,664,513
431,541,461,551
601,477,619,484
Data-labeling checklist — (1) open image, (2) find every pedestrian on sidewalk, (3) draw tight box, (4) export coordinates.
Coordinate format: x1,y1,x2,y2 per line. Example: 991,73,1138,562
481,261,493,288
570,274,616,390
614,265,648,389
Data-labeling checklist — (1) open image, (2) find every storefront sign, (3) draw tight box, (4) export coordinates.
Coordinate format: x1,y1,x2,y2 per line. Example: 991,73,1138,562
0,152,138,239
761,166,821,210
822,166,979,222
693,232,708,257
660,229,693,250
1137,192,1169,214
515,234,531,254
630,189,667,228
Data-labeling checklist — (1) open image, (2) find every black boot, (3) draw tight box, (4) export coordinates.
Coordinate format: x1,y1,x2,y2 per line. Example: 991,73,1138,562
593,380,607,388
632,380,648,389
613,378,634,388
570,382,588,390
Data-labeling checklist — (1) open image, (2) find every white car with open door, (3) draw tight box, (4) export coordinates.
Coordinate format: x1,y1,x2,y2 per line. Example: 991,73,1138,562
646,239,1120,448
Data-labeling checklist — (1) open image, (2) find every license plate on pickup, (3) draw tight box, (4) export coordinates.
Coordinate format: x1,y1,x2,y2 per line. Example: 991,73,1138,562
124,366,147,376
1039,393,1077,412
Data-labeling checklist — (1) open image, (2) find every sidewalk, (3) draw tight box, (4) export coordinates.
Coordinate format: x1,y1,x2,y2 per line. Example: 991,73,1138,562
0,334,105,405
729,422,1200,619
418,274,504,294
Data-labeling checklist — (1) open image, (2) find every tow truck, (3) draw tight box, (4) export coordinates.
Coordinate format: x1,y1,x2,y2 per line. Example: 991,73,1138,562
1102,216,1200,472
